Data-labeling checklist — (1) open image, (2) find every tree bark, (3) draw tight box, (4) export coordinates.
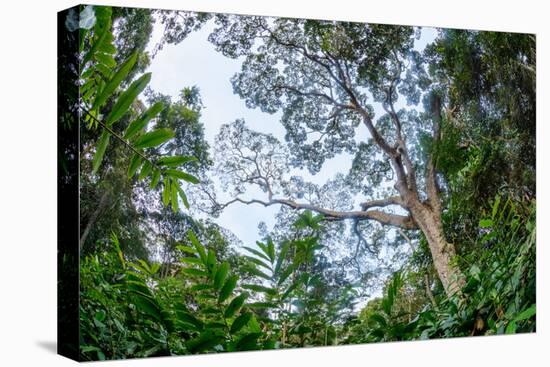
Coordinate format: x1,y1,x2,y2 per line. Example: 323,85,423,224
407,200,465,297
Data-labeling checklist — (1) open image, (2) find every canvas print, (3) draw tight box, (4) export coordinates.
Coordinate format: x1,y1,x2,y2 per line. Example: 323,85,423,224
57,4,536,361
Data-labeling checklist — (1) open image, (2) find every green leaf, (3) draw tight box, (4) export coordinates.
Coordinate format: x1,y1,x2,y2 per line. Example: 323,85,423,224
236,332,261,351
162,177,171,206
92,130,109,174
214,262,229,290
189,284,213,291
244,256,271,271
176,245,196,254
369,313,387,327
106,72,151,125
181,268,209,277
188,231,207,265
514,304,536,322
281,281,300,300
224,293,248,318
180,256,202,265
219,275,238,303
131,294,162,321
244,265,272,281
82,21,110,65
505,320,517,334
243,246,272,263
171,180,179,212
267,238,275,263
150,168,161,189
274,241,291,276
165,169,200,184
95,63,112,80
95,52,116,68
479,219,493,228
176,185,190,209
230,312,252,334
138,160,152,181
133,128,175,149
93,52,138,110
157,155,198,167
186,330,224,354
277,265,295,285
127,154,142,178
175,307,203,331
124,102,165,140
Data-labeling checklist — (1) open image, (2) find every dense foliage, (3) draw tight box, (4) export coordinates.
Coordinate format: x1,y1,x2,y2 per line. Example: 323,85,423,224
70,6,536,360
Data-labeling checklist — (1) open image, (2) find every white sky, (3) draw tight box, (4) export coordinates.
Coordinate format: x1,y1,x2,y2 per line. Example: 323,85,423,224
145,15,437,248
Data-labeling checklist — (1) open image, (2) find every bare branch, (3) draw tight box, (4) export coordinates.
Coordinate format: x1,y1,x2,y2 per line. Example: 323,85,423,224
360,196,404,210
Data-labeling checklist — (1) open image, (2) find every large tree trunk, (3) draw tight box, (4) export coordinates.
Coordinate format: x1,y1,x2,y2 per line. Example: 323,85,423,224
409,201,465,297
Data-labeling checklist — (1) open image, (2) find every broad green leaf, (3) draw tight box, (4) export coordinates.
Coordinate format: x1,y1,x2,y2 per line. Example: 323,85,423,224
278,266,294,286
176,185,190,209
214,262,229,290
224,293,248,318
127,154,142,178
131,294,161,321
180,256,202,265
162,177,170,206
95,63,112,80
93,52,138,110
189,284,213,291
133,128,175,149
181,268,209,277
236,332,261,351
244,256,271,271
171,180,179,212
97,42,116,54
157,155,198,167
95,52,116,68
92,130,109,173
138,160,152,181
82,21,110,65
369,313,388,327
188,231,207,265
206,248,216,271
281,280,300,300
106,72,151,125
176,245,196,254
267,238,275,263
243,246,272,263
165,169,200,184
514,304,536,322
479,219,493,228
219,275,238,303
127,281,153,298
230,312,252,334
150,168,161,189
505,321,517,334
186,330,224,354
244,265,271,281
124,102,164,140
175,307,203,331
274,241,291,276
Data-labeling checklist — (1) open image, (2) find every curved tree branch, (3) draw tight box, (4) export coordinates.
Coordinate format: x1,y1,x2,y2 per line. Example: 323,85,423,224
218,196,417,230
